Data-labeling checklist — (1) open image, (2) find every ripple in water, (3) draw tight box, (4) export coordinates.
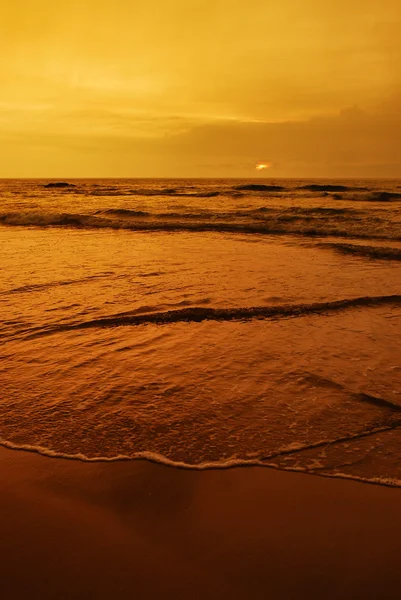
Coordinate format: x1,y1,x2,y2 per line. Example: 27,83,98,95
1,178,401,488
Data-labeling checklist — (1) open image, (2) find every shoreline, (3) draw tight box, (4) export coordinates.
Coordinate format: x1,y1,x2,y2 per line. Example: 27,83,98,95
1,440,401,489
1,447,401,599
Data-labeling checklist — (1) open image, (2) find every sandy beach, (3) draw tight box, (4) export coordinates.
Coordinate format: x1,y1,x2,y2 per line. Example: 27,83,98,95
1,447,401,600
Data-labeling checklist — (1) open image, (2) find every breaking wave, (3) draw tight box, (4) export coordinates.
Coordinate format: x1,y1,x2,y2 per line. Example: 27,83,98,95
1,209,399,240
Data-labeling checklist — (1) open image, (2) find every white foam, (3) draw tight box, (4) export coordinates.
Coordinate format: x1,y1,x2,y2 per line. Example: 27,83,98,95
0,439,265,469
2,439,401,489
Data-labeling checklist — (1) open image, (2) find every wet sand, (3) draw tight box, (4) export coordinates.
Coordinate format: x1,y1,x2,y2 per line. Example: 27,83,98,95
1,446,401,600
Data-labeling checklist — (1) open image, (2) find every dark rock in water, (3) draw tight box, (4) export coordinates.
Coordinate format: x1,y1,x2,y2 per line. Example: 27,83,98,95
43,182,76,188
233,184,285,192
300,184,350,192
372,191,401,202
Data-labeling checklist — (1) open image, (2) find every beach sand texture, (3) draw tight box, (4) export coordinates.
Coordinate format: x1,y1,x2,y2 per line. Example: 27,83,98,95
2,447,401,600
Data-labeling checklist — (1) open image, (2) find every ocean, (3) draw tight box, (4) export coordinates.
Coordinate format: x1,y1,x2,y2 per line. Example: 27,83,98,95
1,178,401,486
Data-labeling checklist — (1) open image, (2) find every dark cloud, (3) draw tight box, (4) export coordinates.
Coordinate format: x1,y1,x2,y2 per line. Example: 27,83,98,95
149,102,401,177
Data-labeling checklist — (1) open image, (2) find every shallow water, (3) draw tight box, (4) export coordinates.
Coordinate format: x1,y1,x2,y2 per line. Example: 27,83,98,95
1,178,401,486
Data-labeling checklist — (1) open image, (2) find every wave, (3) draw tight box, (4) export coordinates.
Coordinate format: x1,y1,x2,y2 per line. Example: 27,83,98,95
0,211,114,228
16,294,401,340
264,420,401,464
98,208,150,217
98,209,217,220
371,192,401,201
357,392,401,412
84,187,179,197
332,191,401,202
2,430,401,488
299,184,365,192
1,210,399,240
43,182,76,188
300,373,401,411
0,438,266,467
285,207,358,216
0,273,115,296
88,188,221,198
319,243,401,261
233,184,286,192
13,181,401,205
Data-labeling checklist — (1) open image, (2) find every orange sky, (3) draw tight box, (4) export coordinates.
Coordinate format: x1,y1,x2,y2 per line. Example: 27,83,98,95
1,0,401,177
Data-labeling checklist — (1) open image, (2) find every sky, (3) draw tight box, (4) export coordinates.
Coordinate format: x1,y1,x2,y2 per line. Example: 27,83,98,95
1,0,401,177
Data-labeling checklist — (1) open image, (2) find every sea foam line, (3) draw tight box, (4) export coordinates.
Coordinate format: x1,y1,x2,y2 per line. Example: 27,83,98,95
1,438,401,489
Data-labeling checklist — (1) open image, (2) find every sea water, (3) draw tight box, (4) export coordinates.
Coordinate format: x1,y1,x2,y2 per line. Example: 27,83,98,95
1,178,401,485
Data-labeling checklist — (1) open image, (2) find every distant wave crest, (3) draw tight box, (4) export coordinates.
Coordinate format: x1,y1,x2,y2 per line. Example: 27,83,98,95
1,210,399,240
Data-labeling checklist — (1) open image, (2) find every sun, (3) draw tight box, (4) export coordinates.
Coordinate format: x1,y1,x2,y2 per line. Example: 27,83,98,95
255,161,272,171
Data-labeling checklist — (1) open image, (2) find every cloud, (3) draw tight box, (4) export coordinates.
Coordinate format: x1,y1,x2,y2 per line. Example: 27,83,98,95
1,96,401,177
148,102,401,177
2,0,401,176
